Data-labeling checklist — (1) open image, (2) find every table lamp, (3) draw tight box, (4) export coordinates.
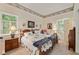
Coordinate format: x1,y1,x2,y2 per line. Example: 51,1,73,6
10,25,16,38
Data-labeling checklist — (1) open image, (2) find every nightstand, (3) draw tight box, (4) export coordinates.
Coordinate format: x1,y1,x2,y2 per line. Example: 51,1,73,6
5,37,19,52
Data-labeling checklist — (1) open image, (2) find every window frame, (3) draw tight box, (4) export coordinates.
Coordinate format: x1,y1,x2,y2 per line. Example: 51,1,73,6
0,11,18,35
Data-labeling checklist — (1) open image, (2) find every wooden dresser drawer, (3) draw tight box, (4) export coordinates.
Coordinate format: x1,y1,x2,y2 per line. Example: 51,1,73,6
12,39,19,48
5,38,19,52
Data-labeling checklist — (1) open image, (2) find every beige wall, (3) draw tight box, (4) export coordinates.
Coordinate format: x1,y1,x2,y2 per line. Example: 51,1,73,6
44,11,73,36
74,4,79,53
44,11,73,25
0,4,44,35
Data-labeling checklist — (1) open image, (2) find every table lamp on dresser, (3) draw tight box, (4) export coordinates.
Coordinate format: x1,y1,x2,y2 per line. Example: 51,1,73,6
10,25,16,38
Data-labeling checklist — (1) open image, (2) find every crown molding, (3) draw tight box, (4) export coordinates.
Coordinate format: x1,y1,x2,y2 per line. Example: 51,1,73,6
43,6,73,18
8,3,44,18
8,3,73,18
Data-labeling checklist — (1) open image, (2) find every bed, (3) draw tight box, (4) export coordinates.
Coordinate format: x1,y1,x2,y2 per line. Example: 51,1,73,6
20,29,58,55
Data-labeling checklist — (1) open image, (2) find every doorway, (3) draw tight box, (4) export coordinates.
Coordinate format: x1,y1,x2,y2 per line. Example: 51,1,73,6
57,18,73,48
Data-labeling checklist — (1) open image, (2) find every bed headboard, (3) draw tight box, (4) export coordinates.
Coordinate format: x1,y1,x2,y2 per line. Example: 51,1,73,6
20,29,31,36
22,29,31,33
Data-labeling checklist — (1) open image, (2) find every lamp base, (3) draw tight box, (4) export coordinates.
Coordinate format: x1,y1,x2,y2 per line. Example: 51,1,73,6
11,34,15,38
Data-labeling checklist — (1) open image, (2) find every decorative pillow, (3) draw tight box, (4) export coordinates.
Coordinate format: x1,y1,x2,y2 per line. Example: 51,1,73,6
24,33,28,37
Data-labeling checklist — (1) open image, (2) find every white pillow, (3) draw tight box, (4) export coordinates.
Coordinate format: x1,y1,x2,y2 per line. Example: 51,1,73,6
24,33,28,37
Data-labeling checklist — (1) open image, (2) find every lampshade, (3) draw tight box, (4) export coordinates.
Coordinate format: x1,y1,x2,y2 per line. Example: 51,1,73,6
53,26,57,30
53,25,57,33
10,26,16,32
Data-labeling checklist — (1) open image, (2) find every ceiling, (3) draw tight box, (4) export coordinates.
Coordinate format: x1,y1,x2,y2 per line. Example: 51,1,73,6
19,3,73,15
8,3,73,18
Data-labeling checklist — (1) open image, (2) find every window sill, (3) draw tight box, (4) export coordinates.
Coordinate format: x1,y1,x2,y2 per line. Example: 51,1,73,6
0,34,10,37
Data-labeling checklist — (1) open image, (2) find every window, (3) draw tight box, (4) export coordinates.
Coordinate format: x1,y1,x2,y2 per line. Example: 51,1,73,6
57,20,64,40
57,20,64,31
2,14,17,34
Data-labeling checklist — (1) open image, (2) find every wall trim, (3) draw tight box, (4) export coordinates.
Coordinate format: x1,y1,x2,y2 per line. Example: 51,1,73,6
8,3,74,18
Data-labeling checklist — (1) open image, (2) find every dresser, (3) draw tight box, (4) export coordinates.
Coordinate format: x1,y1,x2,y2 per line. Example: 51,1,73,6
5,37,19,52
68,27,75,51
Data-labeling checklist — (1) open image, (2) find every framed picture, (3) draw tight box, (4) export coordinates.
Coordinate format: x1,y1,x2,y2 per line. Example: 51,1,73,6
47,23,52,29
28,21,35,28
